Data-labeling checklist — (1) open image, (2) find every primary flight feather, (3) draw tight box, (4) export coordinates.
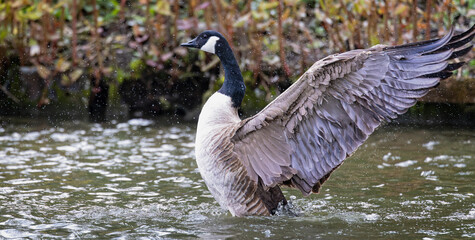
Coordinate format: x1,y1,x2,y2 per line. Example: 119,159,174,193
181,25,474,216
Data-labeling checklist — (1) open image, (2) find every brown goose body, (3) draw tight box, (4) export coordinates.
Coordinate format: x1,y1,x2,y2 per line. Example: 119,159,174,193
182,26,474,216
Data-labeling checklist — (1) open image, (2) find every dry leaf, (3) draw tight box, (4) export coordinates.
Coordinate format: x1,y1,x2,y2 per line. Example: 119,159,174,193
36,65,51,80
69,69,83,83
156,0,171,16
55,58,71,72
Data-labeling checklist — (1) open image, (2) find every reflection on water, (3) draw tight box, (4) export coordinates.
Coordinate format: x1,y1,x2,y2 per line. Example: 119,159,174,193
0,117,474,239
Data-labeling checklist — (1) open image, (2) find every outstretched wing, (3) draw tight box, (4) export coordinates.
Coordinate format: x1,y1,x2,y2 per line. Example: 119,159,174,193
232,25,474,195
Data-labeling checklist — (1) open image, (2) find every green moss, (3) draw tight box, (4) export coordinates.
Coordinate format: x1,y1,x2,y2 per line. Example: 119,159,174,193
159,96,171,111
463,104,475,114
52,82,87,109
129,58,145,79
108,81,120,105
115,68,129,84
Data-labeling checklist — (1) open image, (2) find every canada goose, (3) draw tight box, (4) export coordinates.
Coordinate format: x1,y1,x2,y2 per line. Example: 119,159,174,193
181,25,474,216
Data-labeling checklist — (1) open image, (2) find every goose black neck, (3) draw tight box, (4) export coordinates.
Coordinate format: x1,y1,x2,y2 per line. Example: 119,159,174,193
216,42,245,108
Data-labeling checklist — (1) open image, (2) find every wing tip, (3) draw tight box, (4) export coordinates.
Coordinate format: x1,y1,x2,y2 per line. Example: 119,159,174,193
384,23,474,55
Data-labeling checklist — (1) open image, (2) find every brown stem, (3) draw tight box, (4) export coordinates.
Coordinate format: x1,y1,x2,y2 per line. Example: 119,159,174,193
340,0,359,49
248,1,260,84
212,0,231,49
425,0,432,40
447,0,452,26
367,0,372,45
228,1,236,54
397,15,403,44
189,0,199,35
92,0,103,84
49,0,57,63
41,0,49,63
2,2,7,30
145,0,153,42
320,0,344,51
334,23,347,52
9,4,14,35
173,0,179,45
437,0,450,33
0,83,20,104
213,0,224,31
277,0,290,77
16,18,26,65
154,0,163,41
204,1,212,29
60,6,65,40
368,0,380,45
412,0,418,41
72,0,78,66
383,0,389,42
120,0,126,21
300,42,307,74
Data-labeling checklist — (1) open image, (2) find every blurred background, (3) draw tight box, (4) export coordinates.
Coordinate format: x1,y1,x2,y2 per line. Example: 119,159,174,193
0,0,474,123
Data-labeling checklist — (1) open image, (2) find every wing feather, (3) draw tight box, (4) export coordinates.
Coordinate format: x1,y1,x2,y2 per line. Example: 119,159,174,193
231,25,474,195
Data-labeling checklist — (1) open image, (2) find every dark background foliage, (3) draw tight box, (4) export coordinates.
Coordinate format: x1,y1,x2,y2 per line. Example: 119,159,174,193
0,0,473,121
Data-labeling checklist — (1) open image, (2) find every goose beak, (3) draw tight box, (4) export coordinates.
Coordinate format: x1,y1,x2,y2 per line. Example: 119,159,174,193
181,37,198,48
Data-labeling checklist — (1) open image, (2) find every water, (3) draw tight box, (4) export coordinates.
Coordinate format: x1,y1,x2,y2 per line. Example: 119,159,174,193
0,117,473,239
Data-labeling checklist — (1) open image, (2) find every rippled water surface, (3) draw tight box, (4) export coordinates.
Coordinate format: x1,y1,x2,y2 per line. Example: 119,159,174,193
0,117,474,239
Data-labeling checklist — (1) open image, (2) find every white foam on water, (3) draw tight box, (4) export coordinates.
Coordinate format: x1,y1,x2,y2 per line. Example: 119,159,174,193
51,133,80,142
128,118,154,126
395,160,417,167
422,141,439,150
364,213,380,221
23,132,41,141
382,152,392,161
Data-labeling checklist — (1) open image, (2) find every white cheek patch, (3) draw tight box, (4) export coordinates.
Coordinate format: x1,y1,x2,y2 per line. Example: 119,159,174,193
200,36,220,54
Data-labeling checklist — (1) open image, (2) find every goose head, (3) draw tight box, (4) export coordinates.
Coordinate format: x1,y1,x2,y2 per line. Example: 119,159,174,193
181,30,245,108
180,30,226,55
